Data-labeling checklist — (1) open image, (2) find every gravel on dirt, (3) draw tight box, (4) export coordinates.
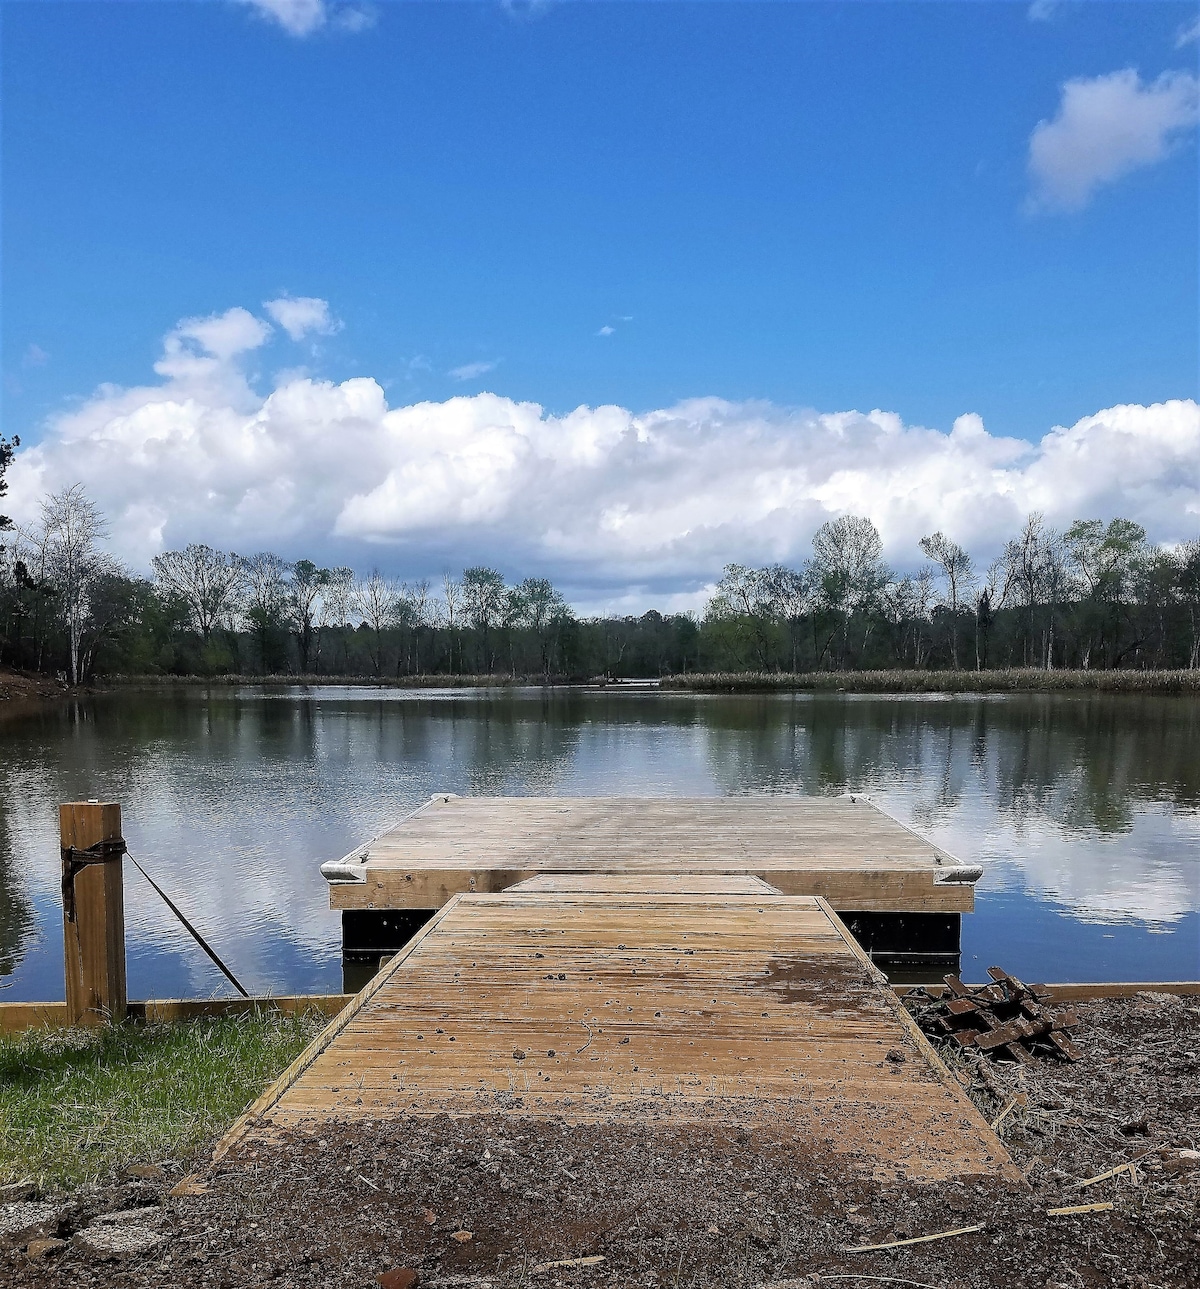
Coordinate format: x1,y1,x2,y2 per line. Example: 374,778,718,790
2,993,1196,1287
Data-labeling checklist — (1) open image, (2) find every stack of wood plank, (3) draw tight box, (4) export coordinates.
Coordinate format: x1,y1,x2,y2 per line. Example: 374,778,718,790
906,967,1082,1064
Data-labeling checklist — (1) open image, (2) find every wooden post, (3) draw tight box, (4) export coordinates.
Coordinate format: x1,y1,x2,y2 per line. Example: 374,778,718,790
60,801,127,1026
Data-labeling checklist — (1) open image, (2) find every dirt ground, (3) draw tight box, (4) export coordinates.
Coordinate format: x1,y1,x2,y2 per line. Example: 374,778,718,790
0,667,67,706
3,992,1198,1288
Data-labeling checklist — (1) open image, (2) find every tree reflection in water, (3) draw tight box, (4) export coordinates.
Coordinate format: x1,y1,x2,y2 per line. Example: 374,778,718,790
0,687,1196,1000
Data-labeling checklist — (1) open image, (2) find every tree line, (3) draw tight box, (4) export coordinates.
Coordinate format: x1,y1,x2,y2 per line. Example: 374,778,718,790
704,513,1200,675
1,477,1198,683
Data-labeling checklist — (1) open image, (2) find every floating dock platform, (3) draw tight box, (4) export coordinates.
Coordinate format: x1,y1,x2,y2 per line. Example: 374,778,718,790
226,882,1015,1184
323,795,982,976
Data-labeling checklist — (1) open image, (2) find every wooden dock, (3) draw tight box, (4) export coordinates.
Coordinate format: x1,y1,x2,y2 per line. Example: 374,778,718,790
228,882,1014,1183
323,794,981,914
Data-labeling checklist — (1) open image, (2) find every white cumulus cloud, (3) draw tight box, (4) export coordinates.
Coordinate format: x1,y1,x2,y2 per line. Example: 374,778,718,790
237,0,374,37
7,307,1199,599
264,295,339,341
1027,67,1200,212
239,0,326,36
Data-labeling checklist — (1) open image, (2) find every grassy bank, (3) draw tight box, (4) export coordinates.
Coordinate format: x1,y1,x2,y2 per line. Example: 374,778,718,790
661,667,1200,694
0,1012,325,1190
27,666,1200,696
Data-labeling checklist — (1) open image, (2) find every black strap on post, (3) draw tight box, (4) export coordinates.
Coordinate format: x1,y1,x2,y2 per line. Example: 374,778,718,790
124,851,251,999
61,839,127,923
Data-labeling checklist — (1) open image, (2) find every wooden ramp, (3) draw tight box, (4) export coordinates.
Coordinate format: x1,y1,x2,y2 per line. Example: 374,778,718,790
324,795,981,914
231,885,1013,1183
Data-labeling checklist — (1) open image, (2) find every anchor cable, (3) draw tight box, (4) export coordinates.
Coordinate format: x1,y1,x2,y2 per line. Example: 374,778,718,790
124,850,251,999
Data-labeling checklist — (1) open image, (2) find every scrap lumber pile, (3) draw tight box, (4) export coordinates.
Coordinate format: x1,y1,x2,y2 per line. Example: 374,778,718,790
906,966,1082,1064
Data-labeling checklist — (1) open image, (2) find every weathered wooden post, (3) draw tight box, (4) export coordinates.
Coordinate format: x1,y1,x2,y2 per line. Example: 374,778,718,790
60,800,127,1026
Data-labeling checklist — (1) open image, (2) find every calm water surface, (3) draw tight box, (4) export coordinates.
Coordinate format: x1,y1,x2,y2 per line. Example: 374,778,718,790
1,686,1197,1001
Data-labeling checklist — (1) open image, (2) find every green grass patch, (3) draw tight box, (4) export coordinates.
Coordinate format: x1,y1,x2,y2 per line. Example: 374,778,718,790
0,1012,325,1190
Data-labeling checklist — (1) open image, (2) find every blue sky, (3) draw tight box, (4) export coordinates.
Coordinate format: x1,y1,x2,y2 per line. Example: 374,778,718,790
3,1,1198,606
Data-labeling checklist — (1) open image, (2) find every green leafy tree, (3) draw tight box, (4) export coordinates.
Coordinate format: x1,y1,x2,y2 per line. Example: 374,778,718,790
1063,518,1147,667
0,433,17,536
289,559,330,673
462,566,507,671
707,565,778,669
515,576,570,676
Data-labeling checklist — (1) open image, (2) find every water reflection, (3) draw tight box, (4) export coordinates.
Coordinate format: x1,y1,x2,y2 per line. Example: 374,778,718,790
0,686,1196,1000
0,797,36,980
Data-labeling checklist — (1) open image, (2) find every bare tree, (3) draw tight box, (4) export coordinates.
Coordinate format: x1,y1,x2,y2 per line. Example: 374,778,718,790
918,531,976,669
355,569,400,676
152,544,244,642
1041,534,1072,670
1178,538,1200,670
809,516,888,668
1002,514,1072,669
40,484,111,685
316,566,355,672
761,565,810,672
884,569,934,667
240,552,293,672
404,578,433,675
442,570,462,674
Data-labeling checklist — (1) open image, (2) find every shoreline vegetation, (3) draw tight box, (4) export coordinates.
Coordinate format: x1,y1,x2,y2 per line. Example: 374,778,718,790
4,484,1200,689
59,666,1200,695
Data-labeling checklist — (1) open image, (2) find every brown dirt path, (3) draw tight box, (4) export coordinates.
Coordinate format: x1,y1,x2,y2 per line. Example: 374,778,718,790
3,994,1197,1288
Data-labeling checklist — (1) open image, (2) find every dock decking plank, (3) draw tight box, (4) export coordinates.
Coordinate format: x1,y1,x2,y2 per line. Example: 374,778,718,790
327,795,978,914
241,887,1012,1183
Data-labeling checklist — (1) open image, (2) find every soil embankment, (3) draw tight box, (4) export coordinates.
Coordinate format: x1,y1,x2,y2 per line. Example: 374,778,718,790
2,991,1197,1287
0,667,66,705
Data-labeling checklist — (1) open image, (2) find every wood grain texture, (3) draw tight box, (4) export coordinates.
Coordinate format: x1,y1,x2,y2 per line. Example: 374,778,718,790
257,884,1015,1183
60,801,126,1026
328,795,977,914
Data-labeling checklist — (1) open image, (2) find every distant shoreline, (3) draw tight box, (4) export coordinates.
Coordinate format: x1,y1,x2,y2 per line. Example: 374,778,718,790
77,667,1200,695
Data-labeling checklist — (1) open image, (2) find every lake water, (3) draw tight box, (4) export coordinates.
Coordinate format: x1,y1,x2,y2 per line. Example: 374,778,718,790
1,686,1197,1002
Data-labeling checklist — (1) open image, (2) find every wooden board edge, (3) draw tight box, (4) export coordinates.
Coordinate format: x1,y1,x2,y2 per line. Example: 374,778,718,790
207,895,464,1168
330,867,537,909
894,981,1200,1002
333,870,976,913
0,1002,68,1033
135,995,353,1023
852,796,964,867
0,995,354,1035
328,794,442,873
816,897,1023,1186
